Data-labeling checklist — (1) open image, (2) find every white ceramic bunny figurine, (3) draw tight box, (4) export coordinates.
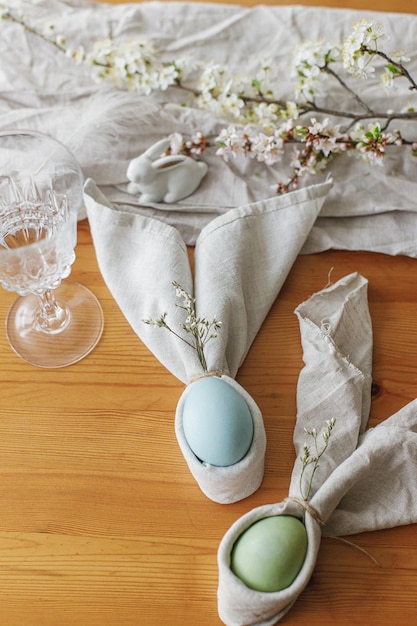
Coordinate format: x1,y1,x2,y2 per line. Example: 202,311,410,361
126,138,208,203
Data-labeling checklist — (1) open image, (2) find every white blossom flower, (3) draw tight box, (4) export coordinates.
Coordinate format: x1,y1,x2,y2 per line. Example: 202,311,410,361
284,101,300,121
390,49,411,64
198,62,225,96
219,91,245,119
380,69,395,90
343,18,385,77
157,63,179,90
292,39,339,100
228,74,255,97
65,45,86,64
280,119,295,134
350,121,395,165
253,60,282,100
352,55,376,80
401,100,417,113
215,125,250,161
173,56,200,82
83,37,185,94
250,132,284,165
380,49,411,90
168,132,184,155
290,145,329,176
303,117,345,156
42,21,57,37
132,72,154,95
251,102,280,131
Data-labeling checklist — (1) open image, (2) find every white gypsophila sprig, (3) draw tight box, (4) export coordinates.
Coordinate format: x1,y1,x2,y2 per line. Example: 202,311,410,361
143,281,222,372
299,418,336,502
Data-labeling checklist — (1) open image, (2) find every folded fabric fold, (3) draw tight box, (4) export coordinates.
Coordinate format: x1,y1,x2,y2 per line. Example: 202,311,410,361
320,400,417,535
217,271,417,624
84,178,332,503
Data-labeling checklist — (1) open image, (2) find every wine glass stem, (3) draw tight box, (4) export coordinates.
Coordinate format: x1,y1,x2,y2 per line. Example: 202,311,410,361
35,289,71,334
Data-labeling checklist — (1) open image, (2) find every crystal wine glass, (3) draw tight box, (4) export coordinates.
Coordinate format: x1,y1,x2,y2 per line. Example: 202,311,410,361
0,130,104,368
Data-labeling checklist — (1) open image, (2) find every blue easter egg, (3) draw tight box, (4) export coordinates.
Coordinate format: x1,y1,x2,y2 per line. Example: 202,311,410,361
182,377,254,467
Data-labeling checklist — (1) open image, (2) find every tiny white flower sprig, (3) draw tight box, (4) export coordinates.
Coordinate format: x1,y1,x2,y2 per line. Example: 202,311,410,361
143,281,222,372
299,418,336,502
3,8,417,193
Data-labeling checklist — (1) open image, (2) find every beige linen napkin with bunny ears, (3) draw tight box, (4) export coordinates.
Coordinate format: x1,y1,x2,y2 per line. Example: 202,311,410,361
84,178,332,503
217,272,417,624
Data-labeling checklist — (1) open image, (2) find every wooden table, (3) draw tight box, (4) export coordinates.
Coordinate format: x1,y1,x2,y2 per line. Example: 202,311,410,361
1,1,416,625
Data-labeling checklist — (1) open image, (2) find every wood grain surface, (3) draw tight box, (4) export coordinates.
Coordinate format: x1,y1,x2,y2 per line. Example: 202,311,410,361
1,1,417,625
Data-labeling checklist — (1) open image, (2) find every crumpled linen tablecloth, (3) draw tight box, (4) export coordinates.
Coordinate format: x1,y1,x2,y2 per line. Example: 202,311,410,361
1,0,417,253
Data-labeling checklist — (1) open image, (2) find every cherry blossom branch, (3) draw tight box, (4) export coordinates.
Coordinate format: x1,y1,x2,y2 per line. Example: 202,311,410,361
2,8,417,196
365,46,417,91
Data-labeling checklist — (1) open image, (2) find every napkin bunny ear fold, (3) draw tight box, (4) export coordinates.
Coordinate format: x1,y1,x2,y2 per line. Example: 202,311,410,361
318,397,417,537
174,180,332,503
193,180,333,377
85,180,266,503
83,178,202,382
85,178,332,383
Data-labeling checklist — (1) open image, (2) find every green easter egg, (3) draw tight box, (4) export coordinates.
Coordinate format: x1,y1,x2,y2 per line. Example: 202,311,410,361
230,515,308,593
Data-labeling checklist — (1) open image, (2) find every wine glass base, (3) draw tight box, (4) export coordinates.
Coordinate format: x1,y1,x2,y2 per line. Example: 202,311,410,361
6,281,104,368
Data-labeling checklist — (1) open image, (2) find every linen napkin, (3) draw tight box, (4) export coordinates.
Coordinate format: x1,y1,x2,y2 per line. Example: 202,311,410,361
217,272,417,624
84,178,332,503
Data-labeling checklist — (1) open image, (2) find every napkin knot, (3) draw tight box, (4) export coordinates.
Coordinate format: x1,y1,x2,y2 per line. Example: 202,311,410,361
188,370,225,384
286,496,324,526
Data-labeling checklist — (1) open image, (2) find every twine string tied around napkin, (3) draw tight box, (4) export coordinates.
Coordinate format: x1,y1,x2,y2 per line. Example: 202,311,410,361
188,370,225,384
286,496,324,526
286,497,379,564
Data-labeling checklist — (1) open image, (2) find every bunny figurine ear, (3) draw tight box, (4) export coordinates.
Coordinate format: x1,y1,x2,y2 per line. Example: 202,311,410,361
84,178,332,504
152,154,187,170
144,138,171,159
